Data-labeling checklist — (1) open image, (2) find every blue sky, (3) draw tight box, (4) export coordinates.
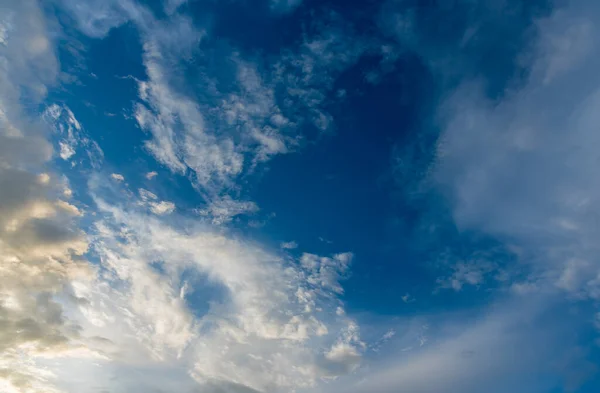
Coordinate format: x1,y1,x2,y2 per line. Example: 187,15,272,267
2,0,600,392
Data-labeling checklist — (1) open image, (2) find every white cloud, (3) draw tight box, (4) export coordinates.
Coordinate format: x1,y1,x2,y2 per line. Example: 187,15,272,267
300,252,353,295
149,200,176,215
43,103,104,167
58,0,372,231
195,196,258,225
110,173,125,182
359,2,600,392
281,241,299,249
433,0,600,302
145,171,158,179
138,188,176,215
1,1,368,393
0,2,99,391
327,298,577,393
322,321,364,376
81,190,362,392
57,0,143,38
382,329,395,340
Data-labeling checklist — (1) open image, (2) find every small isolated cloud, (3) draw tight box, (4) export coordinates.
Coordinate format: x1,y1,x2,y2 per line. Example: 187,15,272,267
402,293,415,303
150,200,175,215
281,240,298,249
382,329,396,340
110,173,125,182
138,188,176,215
195,196,258,225
145,171,158,179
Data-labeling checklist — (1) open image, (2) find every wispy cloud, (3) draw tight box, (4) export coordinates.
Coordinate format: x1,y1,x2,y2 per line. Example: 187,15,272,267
43,103,104,168
373,1,600,391
58,0,371,224
138,188,176,215
434,0,600,300
326,298,582,393
1,4,368,390
281,240,299,250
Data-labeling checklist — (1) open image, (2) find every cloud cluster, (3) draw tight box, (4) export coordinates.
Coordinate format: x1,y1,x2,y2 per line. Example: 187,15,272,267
74,183,363,392
9,0,600,392
58,0,370,223
43,104,104,168
0,1,101,391
1,1,367,392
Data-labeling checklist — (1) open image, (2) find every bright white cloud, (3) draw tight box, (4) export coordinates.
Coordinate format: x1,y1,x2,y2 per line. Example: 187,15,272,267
138,188,176,215
77,187,363,392
1,5,366,388
110,173,125,182
43,103,104,167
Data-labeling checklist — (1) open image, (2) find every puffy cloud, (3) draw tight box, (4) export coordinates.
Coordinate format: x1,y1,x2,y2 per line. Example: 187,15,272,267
138,188,176,215
300,253,353,295
110,173,125,182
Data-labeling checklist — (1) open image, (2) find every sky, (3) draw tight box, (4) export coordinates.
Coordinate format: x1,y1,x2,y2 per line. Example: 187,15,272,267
2,0,600,392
